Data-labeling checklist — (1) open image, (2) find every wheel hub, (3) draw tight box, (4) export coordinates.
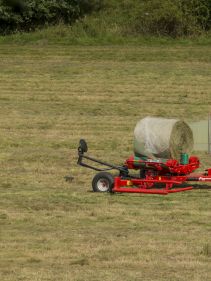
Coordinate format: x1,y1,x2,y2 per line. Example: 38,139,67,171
96,178,110,192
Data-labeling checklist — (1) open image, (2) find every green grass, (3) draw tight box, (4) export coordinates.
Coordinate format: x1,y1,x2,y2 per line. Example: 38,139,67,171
0,43,211,281
1,23,211,46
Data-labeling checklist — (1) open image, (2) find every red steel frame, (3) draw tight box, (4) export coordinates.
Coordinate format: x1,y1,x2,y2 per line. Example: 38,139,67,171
112,172,211,195
112,176,191,195
77,139,211,195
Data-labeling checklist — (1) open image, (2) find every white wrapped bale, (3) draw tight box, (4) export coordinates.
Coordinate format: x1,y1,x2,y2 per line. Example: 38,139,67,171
134,117,194,160
189,120,208,151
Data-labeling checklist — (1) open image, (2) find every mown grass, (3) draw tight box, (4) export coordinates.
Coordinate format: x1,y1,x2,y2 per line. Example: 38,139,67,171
0,44,211,281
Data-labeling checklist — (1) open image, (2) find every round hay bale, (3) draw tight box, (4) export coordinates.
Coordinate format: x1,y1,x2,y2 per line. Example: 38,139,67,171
134,117,194,160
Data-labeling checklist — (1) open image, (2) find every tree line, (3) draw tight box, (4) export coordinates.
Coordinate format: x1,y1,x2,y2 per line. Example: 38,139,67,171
0,0,210,37
0,0,101,34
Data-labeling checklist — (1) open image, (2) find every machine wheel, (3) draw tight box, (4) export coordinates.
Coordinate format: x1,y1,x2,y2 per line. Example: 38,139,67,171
92,172,114,192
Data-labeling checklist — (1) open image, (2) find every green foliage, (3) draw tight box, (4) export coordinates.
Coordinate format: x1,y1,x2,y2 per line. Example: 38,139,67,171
0,0,210,37
78,0,104,14
131,0,211,37
0,0,102,34
99,0,211,37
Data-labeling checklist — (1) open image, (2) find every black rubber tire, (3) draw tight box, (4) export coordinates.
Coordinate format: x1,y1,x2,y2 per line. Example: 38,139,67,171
92,172,114,192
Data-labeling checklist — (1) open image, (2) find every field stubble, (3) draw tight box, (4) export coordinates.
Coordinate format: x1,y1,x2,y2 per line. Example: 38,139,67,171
0,44,211,281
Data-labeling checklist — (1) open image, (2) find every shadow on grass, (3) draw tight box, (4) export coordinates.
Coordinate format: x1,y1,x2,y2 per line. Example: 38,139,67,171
191,184,211,190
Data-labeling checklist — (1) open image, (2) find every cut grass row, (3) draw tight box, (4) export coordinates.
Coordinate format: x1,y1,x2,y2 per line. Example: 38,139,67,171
0,44,210,281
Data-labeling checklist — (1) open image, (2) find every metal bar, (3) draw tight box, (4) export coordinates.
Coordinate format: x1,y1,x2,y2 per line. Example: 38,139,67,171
78,161,109,172
186,177,200,181
112,187,168,195
187,173,211,181
78,153,128,173
113,185,193,194
114,178,183,185
198,176,211,182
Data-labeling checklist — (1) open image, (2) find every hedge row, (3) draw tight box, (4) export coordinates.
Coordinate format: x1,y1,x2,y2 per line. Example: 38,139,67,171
0,0,211,36
0,0,102,34
131,0,211,37
101,0,211,37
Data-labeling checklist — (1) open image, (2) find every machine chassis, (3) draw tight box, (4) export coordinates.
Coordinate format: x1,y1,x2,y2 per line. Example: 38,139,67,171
77,139,211,195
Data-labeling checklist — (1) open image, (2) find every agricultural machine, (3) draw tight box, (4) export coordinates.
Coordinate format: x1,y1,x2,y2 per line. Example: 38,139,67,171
77,139,211,195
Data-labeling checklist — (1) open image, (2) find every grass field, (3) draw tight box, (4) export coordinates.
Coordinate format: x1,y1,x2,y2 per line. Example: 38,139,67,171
0,43,211,281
